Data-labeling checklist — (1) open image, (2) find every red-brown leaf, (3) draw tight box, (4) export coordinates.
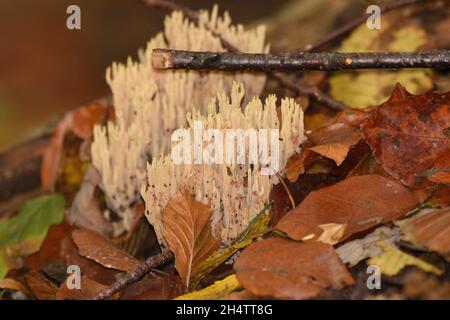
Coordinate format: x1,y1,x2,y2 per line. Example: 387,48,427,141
234,238,354,300
276,175,418,244
361,84,450,186
72,228,140,272
162,189,220,289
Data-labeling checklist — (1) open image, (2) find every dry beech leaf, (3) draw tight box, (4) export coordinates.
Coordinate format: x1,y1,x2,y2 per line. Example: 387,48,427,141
361,84,450,186
427,149,450,184
276,175,418,244
72,228,140,272
26,270,58,300
397,207,450,261
284,123,361,182
120,274,185,300
308,123,362,166
56,275,109,300
162,189,220,288
234,238,354,300
0,278,31,297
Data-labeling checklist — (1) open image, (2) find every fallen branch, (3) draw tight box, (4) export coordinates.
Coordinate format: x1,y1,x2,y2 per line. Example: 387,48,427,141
153,50,450,72
93,250,174,300
302,0,426,52
141,0,349,111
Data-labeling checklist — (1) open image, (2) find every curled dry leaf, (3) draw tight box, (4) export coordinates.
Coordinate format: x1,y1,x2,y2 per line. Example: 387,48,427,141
67,165,113,237
162,189,220,288
361,84,450,186
234,238,354,300
41,102,113,190
396,206,450,261
284,123,362,182
0,278,31,297
308,123,362,166
72,228,140,272
276,175,418,244
26,270,58,300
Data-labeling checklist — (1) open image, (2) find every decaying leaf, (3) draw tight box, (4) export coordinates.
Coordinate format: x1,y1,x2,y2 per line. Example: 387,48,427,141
176,274,241,300
276,175,417,244
396,207,450,261
72,228,140,272
330,14,432,109
336,226,402,267
234,238,354,300
0,194,65,278
361,85,450,186
67,165,113,237
26,270,58,300
190,209,271,290
368,242,443,276
162,189,220,288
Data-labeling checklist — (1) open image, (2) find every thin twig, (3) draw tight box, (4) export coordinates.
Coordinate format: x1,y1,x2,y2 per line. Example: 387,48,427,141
275,172,295,209
141,0,349,111
93,251,174,300
302,0,426,52
153,49,450,72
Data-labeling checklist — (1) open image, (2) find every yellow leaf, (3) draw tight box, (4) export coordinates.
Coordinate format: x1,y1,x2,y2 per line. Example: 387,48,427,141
368,242,443,276
176,274,241,300
189,205,271,290
329,15,432,109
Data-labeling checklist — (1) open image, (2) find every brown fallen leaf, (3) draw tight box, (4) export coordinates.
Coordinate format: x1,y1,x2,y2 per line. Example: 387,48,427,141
284,123,362,182
26,270,58,300
66,165,113,237
361,84,450,187
120,273,185,300
276,175,418,244
308,123,362,166
72,228,140,272
56,275,110,300
234,238,354,300
162,189,220,288
397,206,450,261
41,102,113,191
427,149,450,184
0,278,31,297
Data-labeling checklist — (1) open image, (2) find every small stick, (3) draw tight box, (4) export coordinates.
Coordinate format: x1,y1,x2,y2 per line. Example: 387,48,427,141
153,50,450,72
303,0,426,52
141,0,349,110
93,250,174,300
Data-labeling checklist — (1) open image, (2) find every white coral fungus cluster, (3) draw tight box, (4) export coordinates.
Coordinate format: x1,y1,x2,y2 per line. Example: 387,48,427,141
141,83,305,246
91,7,268,234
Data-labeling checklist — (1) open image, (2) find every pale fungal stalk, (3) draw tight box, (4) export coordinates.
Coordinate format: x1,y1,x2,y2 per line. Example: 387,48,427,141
90,7,268,234
141,83,305,246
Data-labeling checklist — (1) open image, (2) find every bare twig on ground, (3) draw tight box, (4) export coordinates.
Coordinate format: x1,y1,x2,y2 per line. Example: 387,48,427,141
93,250,174,300
153,49,450,72
141,0,349,111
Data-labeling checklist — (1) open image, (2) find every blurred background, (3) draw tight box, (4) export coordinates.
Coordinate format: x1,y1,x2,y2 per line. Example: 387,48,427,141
0,0,370,150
